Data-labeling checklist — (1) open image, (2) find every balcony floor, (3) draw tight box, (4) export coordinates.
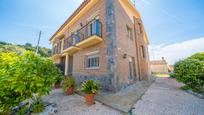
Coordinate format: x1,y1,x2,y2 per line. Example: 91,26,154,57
63,46,80,55
76,35,103,48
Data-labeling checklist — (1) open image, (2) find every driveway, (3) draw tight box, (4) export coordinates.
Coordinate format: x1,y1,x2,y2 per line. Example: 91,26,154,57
132,77,204,115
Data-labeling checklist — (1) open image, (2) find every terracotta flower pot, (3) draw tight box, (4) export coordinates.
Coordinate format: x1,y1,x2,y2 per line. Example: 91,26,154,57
67,86,74,95
54,83,60,89
85,93,95,106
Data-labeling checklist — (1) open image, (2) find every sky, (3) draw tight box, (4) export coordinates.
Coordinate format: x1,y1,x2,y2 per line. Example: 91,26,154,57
0,0,204,64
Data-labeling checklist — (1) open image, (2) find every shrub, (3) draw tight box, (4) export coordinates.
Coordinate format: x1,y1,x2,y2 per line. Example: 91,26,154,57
81,80,99,94
31,96,44,113
0,51,61,113
174,53,204,93
55,75,64,84
63,77,75,92
169,72,176,78
189,52,204,61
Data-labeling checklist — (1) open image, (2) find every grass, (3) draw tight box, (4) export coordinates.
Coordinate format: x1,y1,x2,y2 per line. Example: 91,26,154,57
153,73,170,77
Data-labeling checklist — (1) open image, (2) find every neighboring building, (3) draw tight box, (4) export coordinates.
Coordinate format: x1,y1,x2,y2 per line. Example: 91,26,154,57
150,57,169,74
50,0,150,92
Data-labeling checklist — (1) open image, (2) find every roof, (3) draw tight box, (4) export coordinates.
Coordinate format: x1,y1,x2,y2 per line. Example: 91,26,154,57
49,0,149,44
150,60,167,65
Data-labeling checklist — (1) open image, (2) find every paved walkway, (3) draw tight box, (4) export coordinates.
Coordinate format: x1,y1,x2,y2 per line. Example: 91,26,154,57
42,89,120,115
133,77,204,115
95,77,155,113
43,78,204,115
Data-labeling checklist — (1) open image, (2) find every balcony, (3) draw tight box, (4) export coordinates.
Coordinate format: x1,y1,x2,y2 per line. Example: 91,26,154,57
52,45,62,59
63,19,102,54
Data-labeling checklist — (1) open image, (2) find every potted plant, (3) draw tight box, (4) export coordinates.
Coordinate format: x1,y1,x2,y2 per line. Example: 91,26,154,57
81,80,99,106
63,77,75,95
54,76,63,89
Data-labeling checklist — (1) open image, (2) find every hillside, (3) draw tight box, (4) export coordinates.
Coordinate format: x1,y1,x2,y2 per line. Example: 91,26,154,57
0,41,51,57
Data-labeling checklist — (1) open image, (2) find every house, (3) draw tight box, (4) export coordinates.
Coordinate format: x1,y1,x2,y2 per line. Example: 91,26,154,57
50,0,150,92
150,57,170,74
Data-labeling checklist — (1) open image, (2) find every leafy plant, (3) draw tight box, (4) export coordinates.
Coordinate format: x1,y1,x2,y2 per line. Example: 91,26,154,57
169,72,175,78
55,75,64,84
31,96,44,113
17,106,29,115
63,77,75,92
81,80,99,94
189,52,204,61
174,52,204,93
0,51,61,113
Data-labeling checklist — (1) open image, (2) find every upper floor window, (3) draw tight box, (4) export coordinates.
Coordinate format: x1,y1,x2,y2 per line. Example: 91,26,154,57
140,45,146,59
85,51,99,69
126,25,133,40
138,23,143,34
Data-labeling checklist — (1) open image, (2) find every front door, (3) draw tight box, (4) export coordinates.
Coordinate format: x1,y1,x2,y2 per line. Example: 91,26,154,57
129,57,136,81
68,55,73,76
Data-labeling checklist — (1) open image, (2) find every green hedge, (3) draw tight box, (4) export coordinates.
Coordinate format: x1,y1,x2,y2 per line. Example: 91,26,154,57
174,52,204,92
0,51,62,113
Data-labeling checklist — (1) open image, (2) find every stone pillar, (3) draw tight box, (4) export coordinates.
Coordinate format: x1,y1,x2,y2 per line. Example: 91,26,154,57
105,0,118,91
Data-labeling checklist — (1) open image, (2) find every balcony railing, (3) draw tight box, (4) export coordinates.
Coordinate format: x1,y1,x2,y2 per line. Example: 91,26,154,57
52,47,60,55
63,19,102,50
52,41,62,55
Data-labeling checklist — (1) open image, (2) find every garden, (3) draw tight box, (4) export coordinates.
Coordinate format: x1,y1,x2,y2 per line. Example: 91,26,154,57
0,51,100,114
172,52,204,96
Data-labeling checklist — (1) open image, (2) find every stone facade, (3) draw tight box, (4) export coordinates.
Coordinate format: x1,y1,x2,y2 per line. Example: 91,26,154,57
50,0,150,92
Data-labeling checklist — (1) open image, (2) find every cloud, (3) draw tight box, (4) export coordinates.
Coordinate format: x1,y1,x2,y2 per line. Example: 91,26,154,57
149,37,204,64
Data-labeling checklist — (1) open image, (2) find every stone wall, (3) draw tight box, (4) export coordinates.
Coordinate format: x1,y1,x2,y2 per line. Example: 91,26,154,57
74,74,114,91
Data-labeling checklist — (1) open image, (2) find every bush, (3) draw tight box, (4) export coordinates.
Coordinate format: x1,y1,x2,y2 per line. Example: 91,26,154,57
174,52,204,93
55,75,64,84
169,72,176,78
81,80,99,94
31,96,44,113
63,77,75,92
189,52,204,61
0,51,61,113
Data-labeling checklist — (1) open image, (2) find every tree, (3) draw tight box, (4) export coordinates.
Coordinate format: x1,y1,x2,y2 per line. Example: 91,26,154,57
0,51,62,113
0,41,51,57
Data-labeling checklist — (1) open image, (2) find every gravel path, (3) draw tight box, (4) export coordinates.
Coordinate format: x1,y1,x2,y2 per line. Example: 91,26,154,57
132,77,204,115
42,89,120,115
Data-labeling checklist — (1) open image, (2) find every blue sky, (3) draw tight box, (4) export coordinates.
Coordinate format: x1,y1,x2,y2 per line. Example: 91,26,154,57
0,0,204,63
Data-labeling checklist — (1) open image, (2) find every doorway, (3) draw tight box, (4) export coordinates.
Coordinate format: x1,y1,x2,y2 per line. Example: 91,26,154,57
68,55,73,76
129,57,136,81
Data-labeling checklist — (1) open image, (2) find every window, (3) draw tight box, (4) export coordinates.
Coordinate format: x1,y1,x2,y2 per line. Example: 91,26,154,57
140,46,146,58
126,25,133,40
138,23,143,34
85,52,99,69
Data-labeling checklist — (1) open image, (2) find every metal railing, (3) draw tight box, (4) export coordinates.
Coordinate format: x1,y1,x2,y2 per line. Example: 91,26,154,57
63,19,102,50
52,41,62,55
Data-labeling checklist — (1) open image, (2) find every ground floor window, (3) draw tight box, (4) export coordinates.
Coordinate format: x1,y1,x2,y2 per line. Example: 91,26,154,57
85,52,99,69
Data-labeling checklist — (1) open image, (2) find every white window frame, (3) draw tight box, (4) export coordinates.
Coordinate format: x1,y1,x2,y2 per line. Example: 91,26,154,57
85,51,100,69
126,25,133,40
